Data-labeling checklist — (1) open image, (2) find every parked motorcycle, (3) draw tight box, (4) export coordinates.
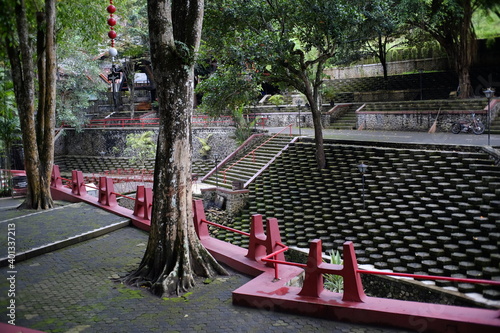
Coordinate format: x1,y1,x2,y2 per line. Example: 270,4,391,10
451,113,485,135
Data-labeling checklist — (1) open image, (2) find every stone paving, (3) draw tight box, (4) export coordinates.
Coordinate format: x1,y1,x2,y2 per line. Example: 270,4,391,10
0,198,413,333
0,201,129,261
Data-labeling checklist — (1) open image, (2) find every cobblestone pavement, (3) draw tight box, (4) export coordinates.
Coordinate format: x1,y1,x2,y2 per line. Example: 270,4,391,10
268,127,500,147
0,198,413,332
0,201,128,258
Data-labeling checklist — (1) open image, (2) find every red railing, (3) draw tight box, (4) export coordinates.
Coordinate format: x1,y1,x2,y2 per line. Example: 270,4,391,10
198,216,500,292
261,241,303,280
58,176,139,202
53,167,500,298
221,124,293,184
87,117,160,128
82,115,236,128
357,269,500,286
202,218,250,237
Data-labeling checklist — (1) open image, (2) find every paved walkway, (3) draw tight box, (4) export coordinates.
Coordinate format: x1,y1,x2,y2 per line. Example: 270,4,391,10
268,127,500,147
0,198,411,333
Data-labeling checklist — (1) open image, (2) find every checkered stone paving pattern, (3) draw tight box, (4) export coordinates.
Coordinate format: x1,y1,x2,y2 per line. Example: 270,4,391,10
0,225,412,332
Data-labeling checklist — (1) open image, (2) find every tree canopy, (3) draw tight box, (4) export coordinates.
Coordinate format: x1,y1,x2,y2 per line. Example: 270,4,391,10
398,0,500,98
202,0,368,169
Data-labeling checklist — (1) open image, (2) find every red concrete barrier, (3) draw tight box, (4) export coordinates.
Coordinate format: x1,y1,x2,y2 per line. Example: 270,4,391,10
98,177,117,207
133,185,152,220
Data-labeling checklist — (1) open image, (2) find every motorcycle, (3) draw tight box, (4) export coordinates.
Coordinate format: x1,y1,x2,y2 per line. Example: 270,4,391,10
451,113,485,135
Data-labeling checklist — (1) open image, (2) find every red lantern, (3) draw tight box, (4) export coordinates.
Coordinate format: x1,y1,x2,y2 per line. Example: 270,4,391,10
108,30,117,39
107,5,116,14
107,17,117,26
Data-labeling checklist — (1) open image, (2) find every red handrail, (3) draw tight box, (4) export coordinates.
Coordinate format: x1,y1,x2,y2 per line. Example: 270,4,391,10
201,218,250,237
260,241,306,280
59,176,140,202
222,124,293,184
197,216,500,288
81,115,235,128
357,269,500,286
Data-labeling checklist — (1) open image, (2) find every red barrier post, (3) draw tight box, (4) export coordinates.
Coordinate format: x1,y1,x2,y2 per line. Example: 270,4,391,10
341,241,366,302
98,177,117,207
192,199,210,239
246,214,266,262
298,239,366,302
246,215,285,267
71,170,87,196
50,165,63,188
298,239,325,298
133,185,152,220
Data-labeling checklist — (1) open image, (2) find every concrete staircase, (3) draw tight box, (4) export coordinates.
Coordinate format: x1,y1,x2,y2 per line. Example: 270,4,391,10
202,135,294,189
362,99,486,113
217,140,500,301
490,115,500,134
329,104,362,130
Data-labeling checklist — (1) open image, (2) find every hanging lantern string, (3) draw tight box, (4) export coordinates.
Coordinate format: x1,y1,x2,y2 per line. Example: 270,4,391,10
107,0,117,56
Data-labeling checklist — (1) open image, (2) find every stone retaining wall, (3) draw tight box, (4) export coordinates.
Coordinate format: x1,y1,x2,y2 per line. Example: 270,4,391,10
357,110,489,132
325,58,449,80
201,187,249,215
56,127,239,162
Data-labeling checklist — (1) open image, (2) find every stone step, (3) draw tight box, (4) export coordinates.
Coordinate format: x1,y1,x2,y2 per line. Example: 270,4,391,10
223,140,500,299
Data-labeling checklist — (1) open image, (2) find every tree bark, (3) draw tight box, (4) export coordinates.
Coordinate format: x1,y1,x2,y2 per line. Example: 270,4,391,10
6,0,55,210
124,0,227,296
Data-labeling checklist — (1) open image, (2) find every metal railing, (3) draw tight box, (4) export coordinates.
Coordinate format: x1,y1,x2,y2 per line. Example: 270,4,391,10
198,216,500,293
58,176,139,202
221,124,293,184
81,115,236,128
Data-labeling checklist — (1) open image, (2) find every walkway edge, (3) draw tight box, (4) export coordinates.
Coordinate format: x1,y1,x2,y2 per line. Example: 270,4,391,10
0,219,130,267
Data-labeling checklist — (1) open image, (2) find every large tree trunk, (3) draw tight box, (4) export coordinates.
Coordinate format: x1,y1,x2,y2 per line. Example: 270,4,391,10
124,0,227,296
6,0,55,210
454,0,475,99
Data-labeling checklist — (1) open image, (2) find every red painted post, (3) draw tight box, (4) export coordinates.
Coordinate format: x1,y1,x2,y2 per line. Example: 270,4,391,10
192,199,210,239
71,170,87,196
265,217,285,264
341,241,366,303
98,176,117,207
246,214,267,262
297,239,366,302
50,165,62,188
298,239,324,298
246,215,285,267
133,185,152,220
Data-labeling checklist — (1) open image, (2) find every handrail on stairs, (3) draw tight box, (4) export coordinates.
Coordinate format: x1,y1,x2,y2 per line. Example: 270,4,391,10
222,124,293,184
200,133,267,183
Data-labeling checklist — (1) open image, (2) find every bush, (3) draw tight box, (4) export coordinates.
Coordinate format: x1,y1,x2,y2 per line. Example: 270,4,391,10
324,250,343,293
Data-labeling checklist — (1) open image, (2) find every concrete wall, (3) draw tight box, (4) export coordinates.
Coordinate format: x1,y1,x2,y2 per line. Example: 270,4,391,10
325,58,449,80
56,127,238,161
357,110,491,132
252,111,331,129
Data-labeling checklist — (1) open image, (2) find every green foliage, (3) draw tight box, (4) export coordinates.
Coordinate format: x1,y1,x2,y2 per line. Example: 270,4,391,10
56,47,107,130
57,0,109,52
201,0,368,153
123,131,157,167
232,105,258,145
473,9,500,39
268,94,284,107
324,250,343,293
0,67,20,165
196,133,213,156
322,85,337,102
195,62,261,116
